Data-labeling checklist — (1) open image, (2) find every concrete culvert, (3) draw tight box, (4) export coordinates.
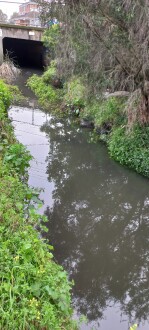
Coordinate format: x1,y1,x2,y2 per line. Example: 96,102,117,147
3,37,44,69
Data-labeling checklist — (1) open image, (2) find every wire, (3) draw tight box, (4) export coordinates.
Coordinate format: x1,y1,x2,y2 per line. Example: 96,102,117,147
0,1,25,3
25,143,49,146
30,167,47,174
31,159,46,165
12,119,42,127
29,173,49,180
15,129,47,137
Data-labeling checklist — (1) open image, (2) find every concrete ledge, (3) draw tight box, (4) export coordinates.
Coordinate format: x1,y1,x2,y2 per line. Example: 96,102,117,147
0,23,44,32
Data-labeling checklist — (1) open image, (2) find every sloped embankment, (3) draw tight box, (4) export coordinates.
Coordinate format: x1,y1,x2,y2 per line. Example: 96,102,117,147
0,80,77,330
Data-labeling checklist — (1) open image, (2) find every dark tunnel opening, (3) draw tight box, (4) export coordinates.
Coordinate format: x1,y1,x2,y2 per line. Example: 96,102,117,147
3,37,45,69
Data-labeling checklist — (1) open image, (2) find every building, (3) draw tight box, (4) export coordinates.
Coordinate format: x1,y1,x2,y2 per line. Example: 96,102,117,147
11,1,40,27
19,1,38,16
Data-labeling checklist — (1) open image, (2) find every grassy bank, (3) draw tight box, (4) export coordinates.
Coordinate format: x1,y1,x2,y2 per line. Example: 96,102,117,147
27,66,149,178
0,80,77,329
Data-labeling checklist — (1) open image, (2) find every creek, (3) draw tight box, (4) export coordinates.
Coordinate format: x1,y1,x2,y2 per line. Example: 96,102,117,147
9,69,149,330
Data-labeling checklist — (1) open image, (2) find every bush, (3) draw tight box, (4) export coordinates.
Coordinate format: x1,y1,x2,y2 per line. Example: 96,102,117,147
80,99,100,121
64,76,86,109
0,79,12,110
27,74,63,109
108,125,149,177
42,25,60,58
8,85,26,105
95,97,125,127
43,61,63,89
81,97,126,127
3,143,32,177
42,61,57,84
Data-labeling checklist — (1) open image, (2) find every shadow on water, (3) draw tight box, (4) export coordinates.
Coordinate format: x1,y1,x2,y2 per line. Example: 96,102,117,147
9,74,149,330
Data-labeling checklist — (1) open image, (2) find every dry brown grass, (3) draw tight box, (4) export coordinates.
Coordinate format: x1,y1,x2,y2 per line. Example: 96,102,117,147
125,88,149,130
0,60,21,83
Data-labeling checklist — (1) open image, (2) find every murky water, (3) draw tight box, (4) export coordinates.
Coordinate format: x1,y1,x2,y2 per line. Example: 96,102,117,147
9,71,149,330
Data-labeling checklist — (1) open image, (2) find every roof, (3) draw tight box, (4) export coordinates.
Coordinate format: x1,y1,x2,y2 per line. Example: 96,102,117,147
19,1,37,7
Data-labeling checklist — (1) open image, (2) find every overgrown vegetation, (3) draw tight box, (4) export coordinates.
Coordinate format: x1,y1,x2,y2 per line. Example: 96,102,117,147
42,25,60,61
8,85,26,105
108,125,149,176
0,80,77,329
27,0,149,178
27,62,63,111
27,56,149,177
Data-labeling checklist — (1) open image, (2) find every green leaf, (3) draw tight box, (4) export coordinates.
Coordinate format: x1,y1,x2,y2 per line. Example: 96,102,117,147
31,282,41,296
44,286,58,300
24,243,31,250
130,324,138,330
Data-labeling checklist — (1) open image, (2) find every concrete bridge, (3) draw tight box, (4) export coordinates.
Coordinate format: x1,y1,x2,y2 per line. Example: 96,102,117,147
0,23,45,68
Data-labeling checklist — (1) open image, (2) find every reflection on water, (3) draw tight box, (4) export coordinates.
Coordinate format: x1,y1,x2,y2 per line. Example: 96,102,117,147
9,106,149,330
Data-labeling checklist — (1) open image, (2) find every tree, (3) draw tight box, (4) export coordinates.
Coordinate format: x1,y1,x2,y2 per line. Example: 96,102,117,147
0,9,7,23
10,12,19,19
36,0,149,124
9,12,20,24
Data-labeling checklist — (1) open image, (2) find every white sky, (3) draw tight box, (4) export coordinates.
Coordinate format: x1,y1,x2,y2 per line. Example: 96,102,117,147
0,0,25,18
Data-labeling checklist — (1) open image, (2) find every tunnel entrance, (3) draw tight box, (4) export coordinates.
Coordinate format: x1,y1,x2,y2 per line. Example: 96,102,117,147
3,37,45,69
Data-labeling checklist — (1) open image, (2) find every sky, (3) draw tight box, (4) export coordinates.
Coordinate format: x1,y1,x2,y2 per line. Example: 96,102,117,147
0,0,25,18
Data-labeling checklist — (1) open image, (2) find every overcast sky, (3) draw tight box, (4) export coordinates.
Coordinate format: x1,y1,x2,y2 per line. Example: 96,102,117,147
0,0,24,18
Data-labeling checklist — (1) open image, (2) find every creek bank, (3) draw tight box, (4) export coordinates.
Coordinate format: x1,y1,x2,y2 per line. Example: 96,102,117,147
27,67,149,179
0,79,77,329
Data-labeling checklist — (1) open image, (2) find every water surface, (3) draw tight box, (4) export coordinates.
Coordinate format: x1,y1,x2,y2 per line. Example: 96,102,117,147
9,75,149,330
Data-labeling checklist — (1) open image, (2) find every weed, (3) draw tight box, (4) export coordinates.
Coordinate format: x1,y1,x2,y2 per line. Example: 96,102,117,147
3,143,32,177
0,79,12,110
108,124,149,177
64,76,86,110
8,85,26,105
0,79,77,329
27,74,63,110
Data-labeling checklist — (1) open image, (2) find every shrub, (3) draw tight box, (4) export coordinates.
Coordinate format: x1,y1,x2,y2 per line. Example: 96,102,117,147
8,85,26,105
43,61,63,89
95,97,125,127
64,76,86,109
0,79,12,110
42,61,57,84
108,125,149,177
3,143,32,177
80,99,100,121
42,25,60,58
27,74,63,109
81,97,126,127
